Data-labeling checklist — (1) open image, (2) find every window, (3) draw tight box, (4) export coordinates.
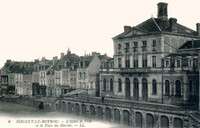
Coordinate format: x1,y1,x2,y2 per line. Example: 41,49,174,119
133,42,138,47
118,58,122,68
177,60,181,67
175,80,181,97
118,44,121,50
125,56,130,68
125,43,129,49
110,79,113,92
189,59,192,67
83,72,86,79
79,72,82,79
142,41,147,47
118,79,122,92
152,80,157,95
80,61,84,67
125,43,129,53
152,40,156,46
165,80,170,95
103,79,106,91
152,56,156,67
166,60,169,67
134,53,138,68
142,53,147,68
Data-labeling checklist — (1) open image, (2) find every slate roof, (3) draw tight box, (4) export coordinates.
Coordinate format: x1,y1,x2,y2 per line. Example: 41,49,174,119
165,53,197,58
98,54,112,60
48,53,80,73
179,40,200,49
6,61,35,74
114,17,197,39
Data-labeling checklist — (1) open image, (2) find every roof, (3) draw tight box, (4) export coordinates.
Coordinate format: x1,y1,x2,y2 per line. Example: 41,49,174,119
5,61,35,74
98,54,112,60
179,40,200,49
114,17,197,40
47,53,80,74
165,53,197,59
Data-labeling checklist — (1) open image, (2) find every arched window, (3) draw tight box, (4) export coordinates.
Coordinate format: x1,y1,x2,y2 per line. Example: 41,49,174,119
118,79,122,92
125,78,131,99
152,79,157,95
103,79,106,91
165,80,170,95
79,72,82,79
142,78,148,101
110,79,113,92
133,78,139,101
83,72,86,79
175,80,181,97
161,116,169,128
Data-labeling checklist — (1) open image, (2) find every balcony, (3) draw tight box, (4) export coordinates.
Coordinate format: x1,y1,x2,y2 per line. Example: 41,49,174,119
120,68,150,73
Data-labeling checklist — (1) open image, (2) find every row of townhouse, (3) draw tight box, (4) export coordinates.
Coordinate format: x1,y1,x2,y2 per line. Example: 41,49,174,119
0,49,111,97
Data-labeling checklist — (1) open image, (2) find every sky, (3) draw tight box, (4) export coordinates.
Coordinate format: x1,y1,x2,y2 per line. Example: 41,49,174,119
0,0,200,67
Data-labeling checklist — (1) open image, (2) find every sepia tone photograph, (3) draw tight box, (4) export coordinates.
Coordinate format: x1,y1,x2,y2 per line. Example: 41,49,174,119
0,0,200,127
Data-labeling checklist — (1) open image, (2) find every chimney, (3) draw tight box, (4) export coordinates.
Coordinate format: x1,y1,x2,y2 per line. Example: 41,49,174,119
53,56,58,64
196,23,200,36
6,59,11,64
34,59,39,63
157,2,168,20
124,26,131,32
169,18,177,32
61,53,64,58
67,48,71,55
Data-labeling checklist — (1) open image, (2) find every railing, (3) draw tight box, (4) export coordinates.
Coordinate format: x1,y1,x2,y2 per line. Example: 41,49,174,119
100,66,199,73
62,96,191,115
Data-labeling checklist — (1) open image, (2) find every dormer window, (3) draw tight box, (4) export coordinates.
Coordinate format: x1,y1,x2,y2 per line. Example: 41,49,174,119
142,41,147,47
133,42,138,47
165,60,170,67
176,60,181,67
125,42,130,49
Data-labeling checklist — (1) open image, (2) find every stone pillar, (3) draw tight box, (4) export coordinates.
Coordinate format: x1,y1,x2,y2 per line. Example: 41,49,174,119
183,75,188,101
120,109,123,124
154,114,159,128
142,112,146,128
130,55,133,68
130,109,134,127
122,56,125,68
111,108,114,122
102,106,106,121
169,116,173,128
79,103,82,116
147,54,151,67
138,54,142,68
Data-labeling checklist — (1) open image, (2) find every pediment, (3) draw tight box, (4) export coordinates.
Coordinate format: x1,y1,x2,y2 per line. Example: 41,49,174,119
122,27,147,38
